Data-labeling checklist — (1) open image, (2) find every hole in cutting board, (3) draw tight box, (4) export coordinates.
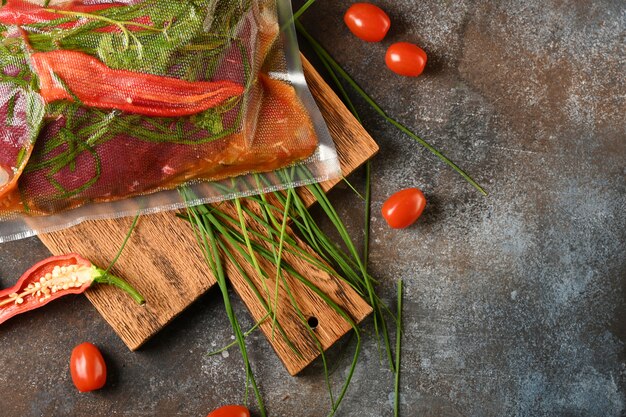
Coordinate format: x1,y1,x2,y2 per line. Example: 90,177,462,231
307,316,319,330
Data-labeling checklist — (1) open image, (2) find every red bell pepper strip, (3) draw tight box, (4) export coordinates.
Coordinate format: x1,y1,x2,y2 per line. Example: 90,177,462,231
30,50,245,117
0,253,144,325
0,0,153,32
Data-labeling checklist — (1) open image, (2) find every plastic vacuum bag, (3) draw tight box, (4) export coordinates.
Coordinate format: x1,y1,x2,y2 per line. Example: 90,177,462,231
0,0,340,242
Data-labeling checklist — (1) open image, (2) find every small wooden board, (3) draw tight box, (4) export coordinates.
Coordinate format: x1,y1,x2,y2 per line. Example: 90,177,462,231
39,57,378,375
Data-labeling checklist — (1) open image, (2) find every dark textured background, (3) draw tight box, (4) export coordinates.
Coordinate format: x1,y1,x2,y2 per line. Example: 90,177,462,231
1,1,624,416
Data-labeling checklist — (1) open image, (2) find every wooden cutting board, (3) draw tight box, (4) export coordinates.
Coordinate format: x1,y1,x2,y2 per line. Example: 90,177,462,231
39,56,378,376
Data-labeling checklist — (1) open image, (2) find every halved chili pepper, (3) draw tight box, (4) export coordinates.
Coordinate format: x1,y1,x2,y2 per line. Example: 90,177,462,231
30,50,245,117
0,253,144,325
0,0,153,32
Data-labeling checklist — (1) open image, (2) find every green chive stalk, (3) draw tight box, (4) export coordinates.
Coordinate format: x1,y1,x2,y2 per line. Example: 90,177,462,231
295,20,487,196
394,280,403,417
183,195,267,416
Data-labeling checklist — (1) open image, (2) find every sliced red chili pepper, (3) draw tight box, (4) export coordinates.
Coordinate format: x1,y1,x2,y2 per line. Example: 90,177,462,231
0,0,152,32
0,0,105,26
30,50,245,117
0,0,68,25
0,253,144,325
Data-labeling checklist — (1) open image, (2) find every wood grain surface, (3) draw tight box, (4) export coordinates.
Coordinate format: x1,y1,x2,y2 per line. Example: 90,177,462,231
38,56,378,375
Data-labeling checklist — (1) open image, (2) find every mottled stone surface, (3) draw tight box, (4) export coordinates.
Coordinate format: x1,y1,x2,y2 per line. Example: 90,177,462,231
0,1,624,416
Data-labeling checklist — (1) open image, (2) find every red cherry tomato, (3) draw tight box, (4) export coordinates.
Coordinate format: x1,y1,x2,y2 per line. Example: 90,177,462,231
344,3,390,42
382,188,427,229
385,42,428,77
206,405,251,417
69,342,107,392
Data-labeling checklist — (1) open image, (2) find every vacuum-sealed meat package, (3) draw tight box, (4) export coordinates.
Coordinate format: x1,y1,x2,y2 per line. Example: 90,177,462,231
0,0,340,242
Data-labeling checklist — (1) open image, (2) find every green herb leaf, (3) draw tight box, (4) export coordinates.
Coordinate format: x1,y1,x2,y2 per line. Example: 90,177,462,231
192,110,224,134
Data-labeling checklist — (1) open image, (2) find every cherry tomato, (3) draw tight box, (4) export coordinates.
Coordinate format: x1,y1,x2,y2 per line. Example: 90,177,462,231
206,405,250,417
385,42,428,77
69,342,107,392
344,3,391,42
381,188,427,229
